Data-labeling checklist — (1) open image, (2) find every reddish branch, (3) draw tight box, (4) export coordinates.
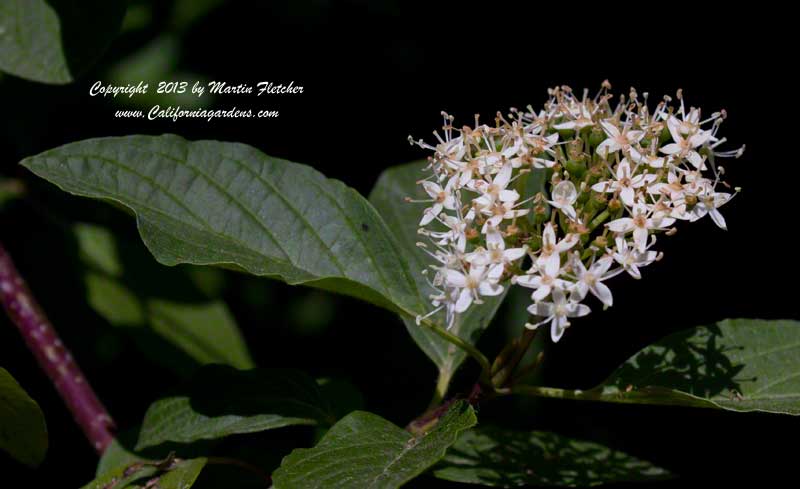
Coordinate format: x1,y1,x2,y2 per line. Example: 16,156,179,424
407,382,484,435
0,241,115,453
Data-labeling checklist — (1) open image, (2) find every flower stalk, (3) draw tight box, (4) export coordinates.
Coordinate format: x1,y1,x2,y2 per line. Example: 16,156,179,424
0,241,115,453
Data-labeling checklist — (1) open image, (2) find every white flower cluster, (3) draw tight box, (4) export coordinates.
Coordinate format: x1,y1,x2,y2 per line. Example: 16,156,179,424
409,83,743,342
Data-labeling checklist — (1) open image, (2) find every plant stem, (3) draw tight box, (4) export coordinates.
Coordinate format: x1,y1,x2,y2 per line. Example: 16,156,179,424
421,318,493,386
499,384,594,401
509,351,544,385
408,381,487,435
427,369,451,411
588,208,611,232
0,241,115,453
491,328,538,388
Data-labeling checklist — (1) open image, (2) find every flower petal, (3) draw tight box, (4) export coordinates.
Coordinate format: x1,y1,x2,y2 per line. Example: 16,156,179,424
532,284,552,302
607,218,634,233
660,143,681,155
479,281,504,297
551,316,568,343
455,288,473,313
446,269,467,288
591,281,613,306
421,181,443,198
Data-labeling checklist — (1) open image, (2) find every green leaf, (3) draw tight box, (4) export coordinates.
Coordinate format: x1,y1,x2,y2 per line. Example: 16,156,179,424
82,457,206,489
433,427,671,487
76,223,254,374
0,0,126,84
513,319,800,415
272,400,477,489
0,368,47,467
97,430,215,478
97,437,149,478
148,300,254,369
21,134,424,320
369,161,507,390
136,365,335,450
75,223,124,276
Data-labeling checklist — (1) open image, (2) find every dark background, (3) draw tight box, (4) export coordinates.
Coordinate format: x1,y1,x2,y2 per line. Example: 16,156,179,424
1,1,796,487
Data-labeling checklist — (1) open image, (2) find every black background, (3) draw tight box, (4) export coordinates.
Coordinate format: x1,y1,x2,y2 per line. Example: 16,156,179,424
1,1,796,487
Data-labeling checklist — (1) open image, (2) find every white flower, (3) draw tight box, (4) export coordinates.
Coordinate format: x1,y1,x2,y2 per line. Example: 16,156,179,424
514,251,571,302
591,158,656,207
410,85,743,337
445,265,504,313
526,288,590,342
611,236,657,279
449,157,487,188
536,223,578,273
473,140,518,176
482,223,505,250
647,168,687,201
467,245,527,281
427,214,469,251
688,190,733,229
571,255,615,306
630,146,666,168
660,123,711,169
668,110,702,136
553,102,595,130
607,202,675,252
469,163,519,208
548,180,579,221
596,120,644,156
479,200,530,228
419,178,457,225
647,169,713,216
434,136,467,171
524,132,559,157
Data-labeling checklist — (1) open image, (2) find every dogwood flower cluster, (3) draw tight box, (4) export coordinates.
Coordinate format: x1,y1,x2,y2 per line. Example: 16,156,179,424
409,83,743,342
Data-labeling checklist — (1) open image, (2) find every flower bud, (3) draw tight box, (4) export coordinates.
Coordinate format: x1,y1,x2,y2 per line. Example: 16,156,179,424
658,126,671,145
565,159,587,178
557,128,576,141
589,126,605,147
567,139,583,160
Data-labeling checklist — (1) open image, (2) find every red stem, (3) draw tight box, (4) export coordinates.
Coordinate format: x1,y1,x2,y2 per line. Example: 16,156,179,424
0,241,115,453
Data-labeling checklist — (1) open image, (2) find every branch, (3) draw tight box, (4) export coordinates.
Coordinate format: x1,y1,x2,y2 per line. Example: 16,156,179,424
407,382,485,435
0,241,115,453
420,317,493,385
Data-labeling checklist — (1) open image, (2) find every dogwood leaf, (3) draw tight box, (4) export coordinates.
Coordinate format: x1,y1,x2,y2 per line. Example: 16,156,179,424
434,427,671,487
0,368,47,467
0,0,126,84
369,161,507,393
513,319,800,415
136,365,335,450
21,135,424,320
273,401,477,489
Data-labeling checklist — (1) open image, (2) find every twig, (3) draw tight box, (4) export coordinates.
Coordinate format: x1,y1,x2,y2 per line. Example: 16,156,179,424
407,382,488,435
491,328,538,388
0,241,115,453
420,317,493,386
